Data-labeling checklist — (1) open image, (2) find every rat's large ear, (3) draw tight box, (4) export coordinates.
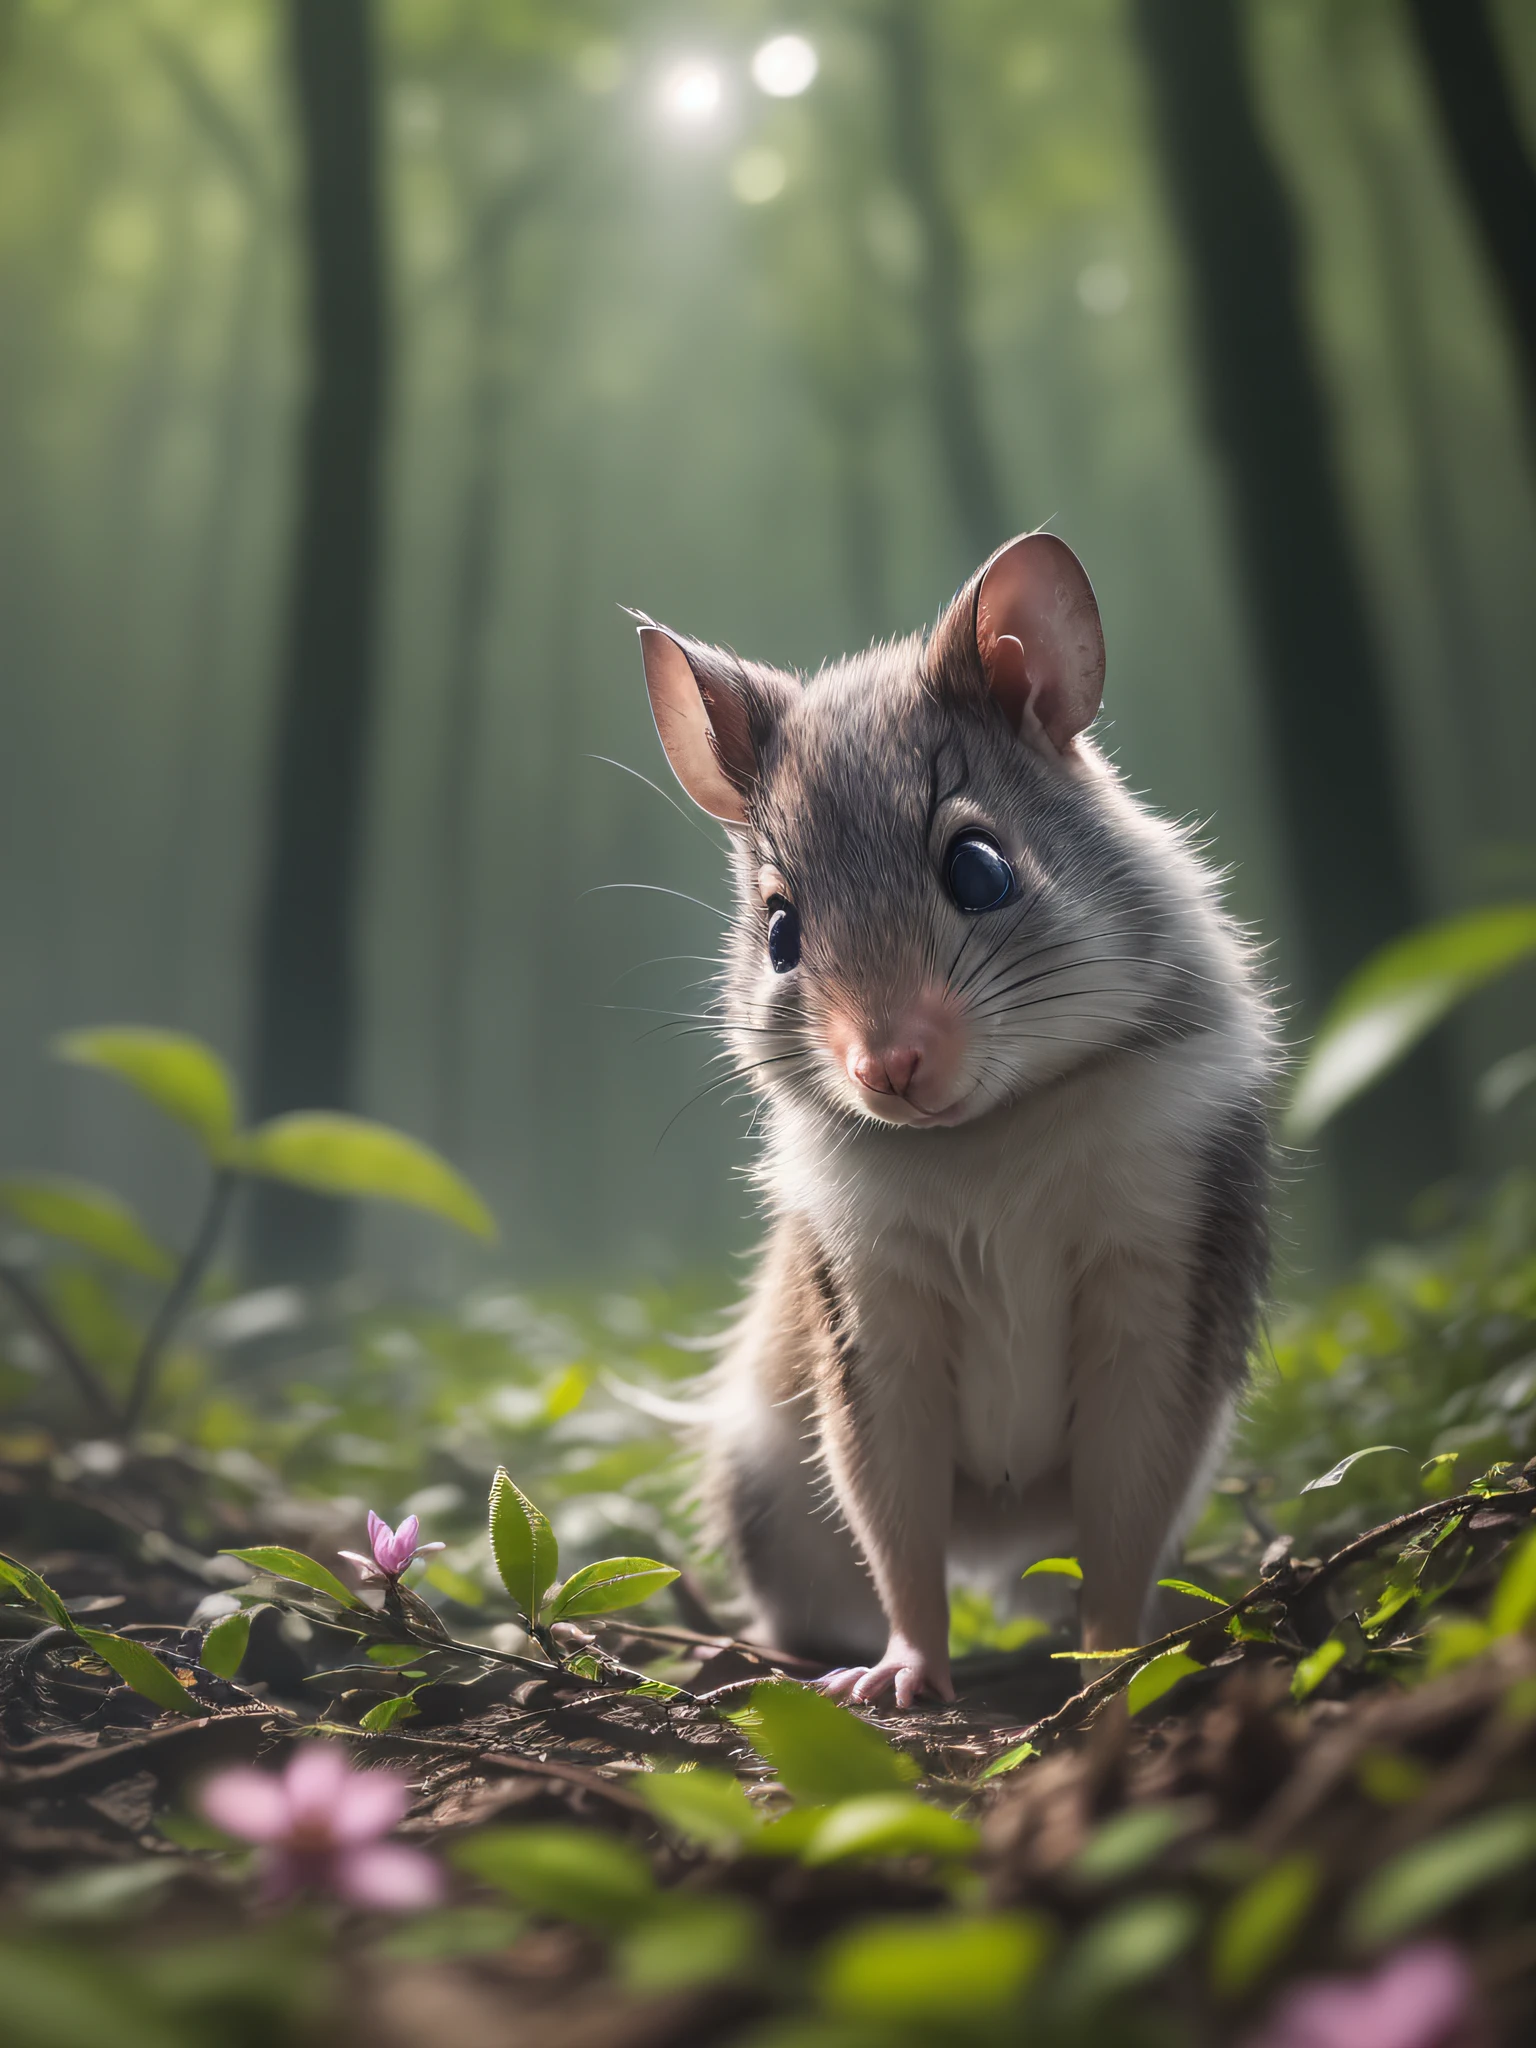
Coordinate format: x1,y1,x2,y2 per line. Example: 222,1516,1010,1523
966,534,1105,754
637,625,761,825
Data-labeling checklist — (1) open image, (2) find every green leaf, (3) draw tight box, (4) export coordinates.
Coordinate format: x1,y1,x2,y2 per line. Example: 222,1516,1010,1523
818,1912,1051,2024
1128,1648,1202,1716
54,1027,239,1158
423,1561,486,1609
547,1556,680,1620
1291,1636,1347,1701
1069,1802,1203,1886
1490,1528,1536,1638
0,1551,76,1632
1285,905,1536,1141
979,1741,1039,1781
1157,1577,1227,1606
373,1906,526,1961
0,1176,173,1282
219,1545,361,1609
360,1690,421,1733
1478,1045,1536,1117
1210,1853,1319,1997
452,1826,655,1928
200,1610,252,1679
617,1894,758,1994
235,1113,495,1239
366,1641,428,1668
1022,1555,1082,1580
1347,1804,1536,1949
76,1628,203,1717
1300,1445,1409,1494
732,1682,920,1805
488,1468,558,1625
802,1792,979,1866
637,1768,760,1854
1056,1893,1201,2010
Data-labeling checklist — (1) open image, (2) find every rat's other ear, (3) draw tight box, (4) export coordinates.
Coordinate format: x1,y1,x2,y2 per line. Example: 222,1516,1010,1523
964,534,1105,754
637,625,762,824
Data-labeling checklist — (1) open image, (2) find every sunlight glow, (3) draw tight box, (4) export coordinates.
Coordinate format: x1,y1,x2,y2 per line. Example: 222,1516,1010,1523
659,60,724,125
752,34,818,98
731,147,788,205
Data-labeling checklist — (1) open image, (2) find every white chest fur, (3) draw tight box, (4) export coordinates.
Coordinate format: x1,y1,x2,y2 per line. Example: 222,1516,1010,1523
764,1019,1258,1494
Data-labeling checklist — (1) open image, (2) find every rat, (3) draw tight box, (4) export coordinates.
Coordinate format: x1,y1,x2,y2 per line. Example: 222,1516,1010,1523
634,532,1274,1708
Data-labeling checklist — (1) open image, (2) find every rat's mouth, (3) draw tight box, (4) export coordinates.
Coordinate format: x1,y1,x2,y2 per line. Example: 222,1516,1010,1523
851,1086,978,1130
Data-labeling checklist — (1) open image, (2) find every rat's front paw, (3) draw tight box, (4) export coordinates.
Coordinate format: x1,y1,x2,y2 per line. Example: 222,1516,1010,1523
818,1635,954,1711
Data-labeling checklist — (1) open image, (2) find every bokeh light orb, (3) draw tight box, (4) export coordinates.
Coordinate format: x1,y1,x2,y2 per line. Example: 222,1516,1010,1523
731,147,788,205
751,34,818,98
660,60,723,125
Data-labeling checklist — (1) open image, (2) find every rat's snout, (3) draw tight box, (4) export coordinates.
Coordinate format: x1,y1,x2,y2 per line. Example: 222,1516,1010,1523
826,989,969,1125
846,1044,921,1096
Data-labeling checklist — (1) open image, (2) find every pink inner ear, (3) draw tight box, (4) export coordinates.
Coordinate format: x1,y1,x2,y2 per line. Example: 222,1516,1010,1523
974,534,1106,752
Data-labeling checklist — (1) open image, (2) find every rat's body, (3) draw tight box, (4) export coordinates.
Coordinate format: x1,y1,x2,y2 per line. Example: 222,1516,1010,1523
636,535,1273,1705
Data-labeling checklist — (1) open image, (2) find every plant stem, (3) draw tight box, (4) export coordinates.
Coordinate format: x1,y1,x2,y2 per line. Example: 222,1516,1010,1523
0,1264,123,1430
124,1168,237,1432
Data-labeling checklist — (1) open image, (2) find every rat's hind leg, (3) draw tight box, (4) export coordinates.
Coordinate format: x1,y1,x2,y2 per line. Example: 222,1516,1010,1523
703,1230,886,1665
706,1369,886,1663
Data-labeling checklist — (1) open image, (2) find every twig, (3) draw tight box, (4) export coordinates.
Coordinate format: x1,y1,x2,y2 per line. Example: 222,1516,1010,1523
124,1168,237,1430
1002,1488,1519,1754
0,1264,123,1429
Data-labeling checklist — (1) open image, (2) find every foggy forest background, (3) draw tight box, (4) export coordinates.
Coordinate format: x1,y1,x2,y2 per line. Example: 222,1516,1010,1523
2,0,1534,1298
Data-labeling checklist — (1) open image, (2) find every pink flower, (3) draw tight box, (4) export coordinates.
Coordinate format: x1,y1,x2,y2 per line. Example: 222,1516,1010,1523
1245,1943,1482,2048
198,1743,442,1910
339,1510,445,1586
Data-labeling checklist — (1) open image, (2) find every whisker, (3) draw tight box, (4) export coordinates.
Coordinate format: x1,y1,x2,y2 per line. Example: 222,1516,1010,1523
584,882,733,920
586,754,731,853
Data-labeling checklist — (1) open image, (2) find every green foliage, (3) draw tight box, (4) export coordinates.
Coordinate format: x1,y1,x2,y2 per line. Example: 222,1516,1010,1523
235,1113,496,1239
359,1689,421,1732
1346,1804,1536,1948
54,1028,240,1159
218,1546,361,1609
1300,1444,1409,1493
816,1913,1051,2025
1068,1804,1203,1887
1022,1555,1082,1580
197,1610,251,1679
616,1895,760,1993
637,1767,760,1853
1054,1893,1201,2011
76,1629,204,1717
800,1793,978,1866
453,1826,655,1927
487,1466,559,1623
733,1682,920,1806
1126,1647,1202,1716
0,1549,76,1631
547,1555,680,1619
1210,1854,1319,1997
0,1178,172,1282
1286,905,1536,1140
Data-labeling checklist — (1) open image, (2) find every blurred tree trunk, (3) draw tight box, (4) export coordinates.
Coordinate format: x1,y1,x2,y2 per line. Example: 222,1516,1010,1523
1405,0,1536,468
433,179,529,1155
249,0,388,1280
872,0,1006,563
1328,11,1495,828
1133,0,1458,1243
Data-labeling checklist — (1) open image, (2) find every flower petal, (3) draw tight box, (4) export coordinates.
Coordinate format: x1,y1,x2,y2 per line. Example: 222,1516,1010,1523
330,1765,412,1843
197,1767,291,1844
282,1742,354,1829
336,1842,443,1911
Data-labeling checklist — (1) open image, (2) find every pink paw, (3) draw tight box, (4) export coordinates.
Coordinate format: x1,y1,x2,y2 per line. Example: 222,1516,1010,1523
818,1637,954,1711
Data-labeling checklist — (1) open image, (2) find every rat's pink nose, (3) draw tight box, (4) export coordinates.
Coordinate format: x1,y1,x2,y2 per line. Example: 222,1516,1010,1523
846,1044,922,1096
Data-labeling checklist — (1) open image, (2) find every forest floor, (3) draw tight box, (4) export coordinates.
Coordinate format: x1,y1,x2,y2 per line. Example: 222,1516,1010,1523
5,1448,1536,2048
5,1176,1536,2045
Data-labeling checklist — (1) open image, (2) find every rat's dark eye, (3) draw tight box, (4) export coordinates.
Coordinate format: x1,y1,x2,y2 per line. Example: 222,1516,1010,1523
766,897,801,973
945,832,1014,913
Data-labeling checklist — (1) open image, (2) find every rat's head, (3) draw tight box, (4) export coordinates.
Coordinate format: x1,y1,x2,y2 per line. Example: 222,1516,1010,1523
637,534,1169,1132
